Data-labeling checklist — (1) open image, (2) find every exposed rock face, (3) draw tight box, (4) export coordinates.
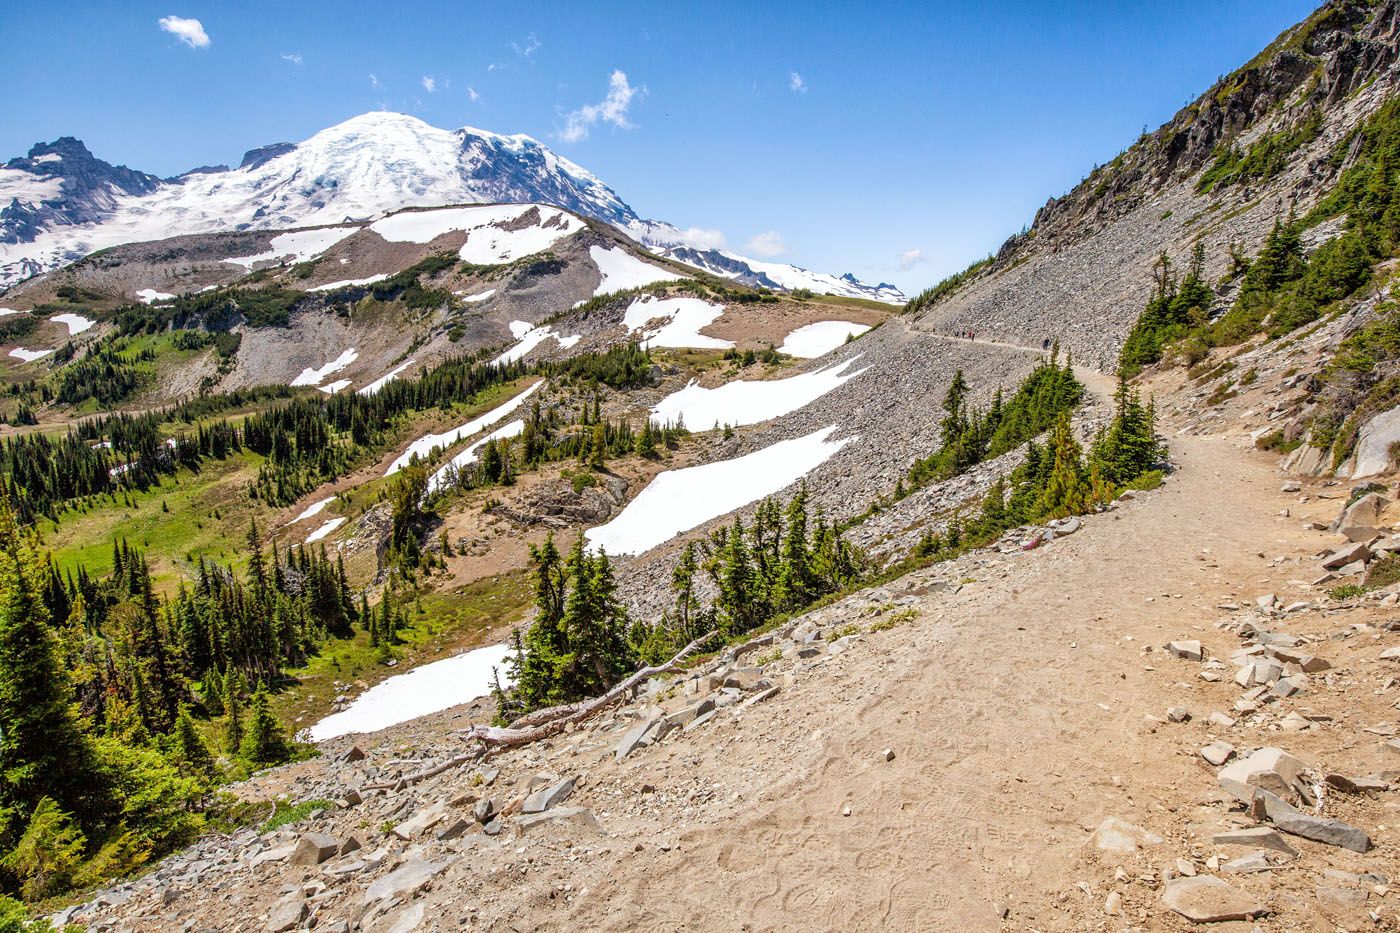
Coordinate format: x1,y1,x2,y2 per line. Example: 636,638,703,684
1,137,162,244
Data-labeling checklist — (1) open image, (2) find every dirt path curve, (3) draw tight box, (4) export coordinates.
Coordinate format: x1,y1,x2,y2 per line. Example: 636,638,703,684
558,378,1307,930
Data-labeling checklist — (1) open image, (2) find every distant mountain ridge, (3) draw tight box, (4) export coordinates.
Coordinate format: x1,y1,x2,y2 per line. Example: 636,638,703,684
0,112,904,303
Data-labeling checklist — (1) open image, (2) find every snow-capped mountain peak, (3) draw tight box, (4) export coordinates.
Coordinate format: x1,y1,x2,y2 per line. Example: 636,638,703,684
0,111,903,303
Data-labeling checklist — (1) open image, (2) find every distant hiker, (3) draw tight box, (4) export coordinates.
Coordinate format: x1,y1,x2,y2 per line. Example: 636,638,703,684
1042,337,1051,351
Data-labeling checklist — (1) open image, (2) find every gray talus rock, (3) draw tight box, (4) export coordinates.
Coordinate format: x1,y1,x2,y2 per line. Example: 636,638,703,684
1256,789,1372,853
523,777,576,814
289,831,343,867
362,858,447,904
266,894,307,933
515,806,601,834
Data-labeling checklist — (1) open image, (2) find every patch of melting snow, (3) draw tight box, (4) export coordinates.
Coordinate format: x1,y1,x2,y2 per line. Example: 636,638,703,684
458,288,495,303
8,347,52,363
651,357,867,430
287,497,336,525
305,516,347,543
585,425,855,556
492,322,582,365
622,296,732,349
358,360,415,396
385,380,542,477
307,641,514,741
223,227,359,269
307,273,389,292
134,288,175,306
291,348,358,387
0,308,26,318
779,321,872,358
428,419,525,495
589,245,684,296
50,312,97,335
369,205,583,265
318,379,353,395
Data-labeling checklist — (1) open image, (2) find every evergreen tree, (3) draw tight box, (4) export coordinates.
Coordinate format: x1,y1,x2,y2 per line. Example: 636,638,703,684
239,688,289,766
173,706,214,777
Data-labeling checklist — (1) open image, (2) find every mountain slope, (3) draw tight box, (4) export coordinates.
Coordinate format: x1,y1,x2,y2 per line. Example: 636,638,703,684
0,112,905,303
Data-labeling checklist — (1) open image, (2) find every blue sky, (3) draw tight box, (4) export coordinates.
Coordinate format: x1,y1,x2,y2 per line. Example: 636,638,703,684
4,0,1318,294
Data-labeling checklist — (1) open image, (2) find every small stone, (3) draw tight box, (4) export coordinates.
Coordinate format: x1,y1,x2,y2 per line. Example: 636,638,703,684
1201,741,1235,766
1175,858,1196,877
1212,827,1299,857
1089,817,1163,855
1166,640,1203,661
266,895,307,933
289,832,342,867
882,748,895,762
1104,891,1122,916
1167,706,1191,723
473,798,496,824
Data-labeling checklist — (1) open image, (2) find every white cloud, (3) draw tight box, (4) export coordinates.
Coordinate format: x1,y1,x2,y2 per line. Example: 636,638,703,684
281,52,302,65
745,231,787,257
369,73,382,90
159,15,210,49
674,227,727,250
789,71,807,94
898,248,927,270
421,75,437,93
467,86,480,103
512,33,541,58
560,70,642,143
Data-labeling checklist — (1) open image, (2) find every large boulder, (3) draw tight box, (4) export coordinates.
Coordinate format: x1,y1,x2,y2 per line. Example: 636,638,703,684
1345,405,1400,478
1333,490,1390,541
1218,746,1309,805
289,831,343,866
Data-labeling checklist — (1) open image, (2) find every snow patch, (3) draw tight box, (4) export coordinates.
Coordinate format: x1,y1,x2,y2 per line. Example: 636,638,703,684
287,497,336,525
369,204,584,265
291,348,358,387
622,296,732,349
585,426,855,555
0,308,25,318
305,517,347,543
50,312,96,335
8,348,53,363
385,380,542,477
307,641,513,741
589,245,684,295
317,379,353,395
224,227,359,270
779,321,871,358
651,358,867,430
459,288,495,303
307,273,389,292
358,360,415,396
428,419,525,495
492,322,582,365
135,288,175,305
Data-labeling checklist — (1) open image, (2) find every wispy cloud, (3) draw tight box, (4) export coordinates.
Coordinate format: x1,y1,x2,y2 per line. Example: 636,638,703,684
280,52,302,66
560,70,642,143
159,15,210,49
745,231,787,257
898,248,927,270
369,73,382,91
467,86,480,103
512,33,541,58
789,71,807,94
421,75,437,93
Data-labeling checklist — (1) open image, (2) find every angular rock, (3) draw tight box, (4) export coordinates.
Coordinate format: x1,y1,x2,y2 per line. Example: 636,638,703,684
664,698,715,728
1201,741,1235,766
1256,789,1371,853
740,685,781,708
473,798,495,824
1217,747,1308,804
1161,876,1265,923
523,777,576,814
1088,817,1163,855
290,831,342,867
1334,491,1389,541
1322,541,1371,570
267,894,307,933
1212,826,1299,857
1220,850,1275,873
616,717,661,760
362,858,447,904
515,806,601,834
1165,640,1203,661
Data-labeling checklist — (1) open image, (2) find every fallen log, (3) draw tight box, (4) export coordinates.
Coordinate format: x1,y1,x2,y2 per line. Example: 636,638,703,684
364,753,478,790
467,630,717,751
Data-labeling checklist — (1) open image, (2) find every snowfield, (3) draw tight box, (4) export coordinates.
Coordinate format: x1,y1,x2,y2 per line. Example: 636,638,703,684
307,641,513,741
305,517,347,543
651,358,867,430
369,204,584,265
589,245,684,295
459,288,495,303
385,380,542,477
428,419,525,495
492,322,582,365
0,309,25,318
307,273,389,292
8,348,53,363
622,296,732,349
291,348,358,387
224,227,360,270
779,321,872,358
287,497,336,525
358,360,415,396
50,312,97,334
585,426,855,556
134,289,175,306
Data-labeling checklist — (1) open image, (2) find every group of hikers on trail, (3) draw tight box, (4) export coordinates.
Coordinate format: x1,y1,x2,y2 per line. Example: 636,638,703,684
948,330,1056,353
953,328,976,340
